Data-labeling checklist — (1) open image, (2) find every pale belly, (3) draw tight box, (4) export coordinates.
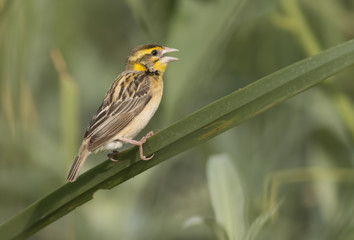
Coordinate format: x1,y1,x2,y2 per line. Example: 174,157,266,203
98,140,124,152
96,86,162,153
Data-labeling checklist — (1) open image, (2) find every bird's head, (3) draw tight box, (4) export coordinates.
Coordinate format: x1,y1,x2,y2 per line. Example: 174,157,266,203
125,44,179,74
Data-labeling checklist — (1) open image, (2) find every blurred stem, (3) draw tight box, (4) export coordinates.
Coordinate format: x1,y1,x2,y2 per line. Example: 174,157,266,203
19,79,38,133
163,0,247,121
271,0,321,55
264,168,354,217
272,0,354,142
2,79,16,136
50,48,79,174
50,49,71,81
283,0,321,55
1,21,16,136
0,0,12,24
320,84,354,141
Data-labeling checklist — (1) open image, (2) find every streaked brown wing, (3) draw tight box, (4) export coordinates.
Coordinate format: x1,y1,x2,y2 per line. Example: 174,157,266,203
84,71,152,151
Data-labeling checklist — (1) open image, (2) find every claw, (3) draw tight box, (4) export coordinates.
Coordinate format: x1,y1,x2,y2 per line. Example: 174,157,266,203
145,131,154,138
141,153,154,161
107,151,119,162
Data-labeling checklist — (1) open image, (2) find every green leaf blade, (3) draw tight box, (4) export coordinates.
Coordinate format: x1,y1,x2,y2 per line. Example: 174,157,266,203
207,154,245,240
1,39,354,239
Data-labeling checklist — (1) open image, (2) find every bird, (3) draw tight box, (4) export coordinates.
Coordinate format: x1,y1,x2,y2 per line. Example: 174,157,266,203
66,44,178,182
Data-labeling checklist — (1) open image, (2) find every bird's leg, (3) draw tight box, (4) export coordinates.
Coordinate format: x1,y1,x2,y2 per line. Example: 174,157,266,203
117,131,154,160
107,150,119,162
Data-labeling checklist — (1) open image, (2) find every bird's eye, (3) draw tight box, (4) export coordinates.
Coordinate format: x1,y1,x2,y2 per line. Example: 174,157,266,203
151,50,158,56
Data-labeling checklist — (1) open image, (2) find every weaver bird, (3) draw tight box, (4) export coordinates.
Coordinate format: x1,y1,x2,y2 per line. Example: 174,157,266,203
67,44,178,182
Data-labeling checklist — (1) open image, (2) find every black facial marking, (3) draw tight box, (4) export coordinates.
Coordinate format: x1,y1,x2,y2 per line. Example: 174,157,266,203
147,70,160,76
151,49,158,56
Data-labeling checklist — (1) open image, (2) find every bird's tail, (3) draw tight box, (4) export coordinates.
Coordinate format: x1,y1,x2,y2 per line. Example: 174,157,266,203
67,144,90,182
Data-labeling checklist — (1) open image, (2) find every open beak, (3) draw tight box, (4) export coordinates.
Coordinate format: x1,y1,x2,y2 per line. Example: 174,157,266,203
160,46,179,64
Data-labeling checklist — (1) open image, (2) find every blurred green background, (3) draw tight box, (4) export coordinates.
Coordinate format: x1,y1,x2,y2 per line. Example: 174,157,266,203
1,0,354,239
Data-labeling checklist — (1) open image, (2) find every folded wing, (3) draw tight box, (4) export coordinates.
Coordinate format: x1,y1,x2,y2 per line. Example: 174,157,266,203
84,72,152,152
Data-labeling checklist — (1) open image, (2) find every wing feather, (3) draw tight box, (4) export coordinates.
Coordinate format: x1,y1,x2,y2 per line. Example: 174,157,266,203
83,71,152,151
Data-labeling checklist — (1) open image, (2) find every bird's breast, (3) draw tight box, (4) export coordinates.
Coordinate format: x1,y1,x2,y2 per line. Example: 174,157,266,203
118,78,163,139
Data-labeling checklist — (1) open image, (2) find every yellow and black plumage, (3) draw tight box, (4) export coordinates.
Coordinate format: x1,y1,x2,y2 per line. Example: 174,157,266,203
67,44,178,182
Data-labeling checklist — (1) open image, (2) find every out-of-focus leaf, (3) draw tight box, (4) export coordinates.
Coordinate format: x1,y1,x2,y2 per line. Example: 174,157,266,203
207,154,245,240
245,201,282,240
50,49,79,166
125,0,177,41
183,216,229,240
1,39,354,240
164,0,248,120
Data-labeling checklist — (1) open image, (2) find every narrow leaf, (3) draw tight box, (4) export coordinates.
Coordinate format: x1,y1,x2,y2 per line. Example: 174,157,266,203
183,216,229,240
245,201,282,240
207,154,245,240
1,39,354,240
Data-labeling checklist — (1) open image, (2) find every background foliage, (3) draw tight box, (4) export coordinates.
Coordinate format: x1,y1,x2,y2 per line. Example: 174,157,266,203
1,0,354,239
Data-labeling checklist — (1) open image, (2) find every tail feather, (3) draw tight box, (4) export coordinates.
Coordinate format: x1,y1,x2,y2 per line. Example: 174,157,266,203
67,146,90,182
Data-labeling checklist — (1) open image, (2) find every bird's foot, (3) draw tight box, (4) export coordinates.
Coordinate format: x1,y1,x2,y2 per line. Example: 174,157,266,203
117,131,154,160
107,150,119,162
